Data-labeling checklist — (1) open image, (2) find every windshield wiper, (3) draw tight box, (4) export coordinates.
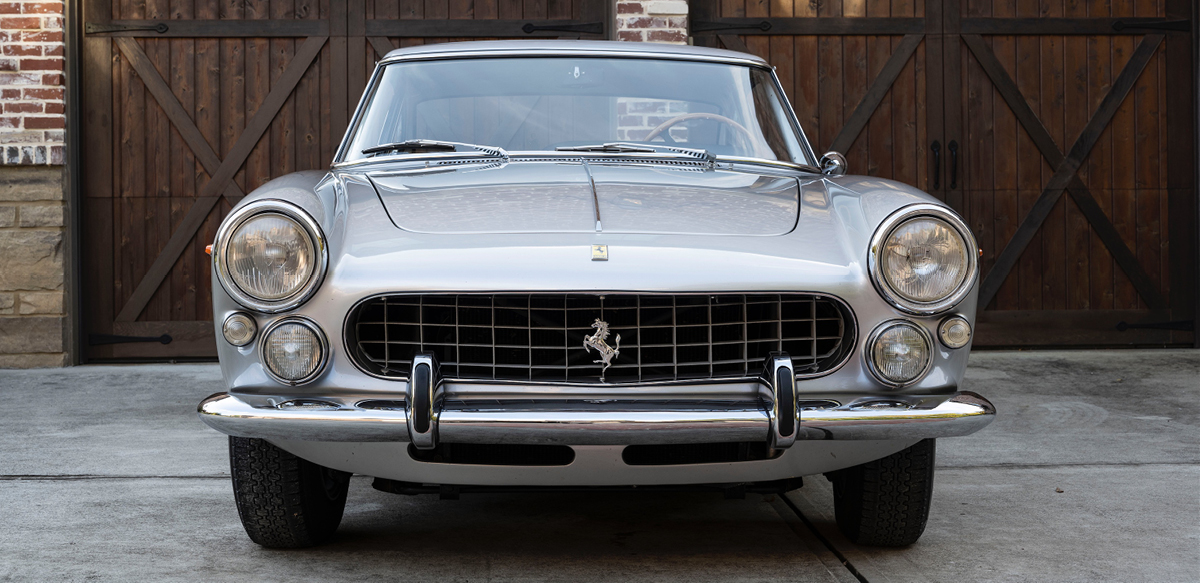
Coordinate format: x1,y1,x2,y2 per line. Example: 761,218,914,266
362,139,508,159
557,142,715,164
556,142,657,154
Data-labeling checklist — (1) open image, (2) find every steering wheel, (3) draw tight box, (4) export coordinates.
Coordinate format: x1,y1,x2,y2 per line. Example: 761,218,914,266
644,112,758,148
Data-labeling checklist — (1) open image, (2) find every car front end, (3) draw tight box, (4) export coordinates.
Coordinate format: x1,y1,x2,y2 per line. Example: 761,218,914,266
197,40,994,548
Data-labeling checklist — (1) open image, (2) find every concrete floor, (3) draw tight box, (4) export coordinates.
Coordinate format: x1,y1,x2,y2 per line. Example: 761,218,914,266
1,350,1197,582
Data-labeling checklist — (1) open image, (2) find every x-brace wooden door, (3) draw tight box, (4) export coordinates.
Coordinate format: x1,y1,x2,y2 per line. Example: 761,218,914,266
80,0,609,360
692,0,942,194
943,0,1196,346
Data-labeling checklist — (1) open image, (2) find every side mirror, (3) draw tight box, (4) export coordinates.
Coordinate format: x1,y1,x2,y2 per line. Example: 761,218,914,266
819,151,847,176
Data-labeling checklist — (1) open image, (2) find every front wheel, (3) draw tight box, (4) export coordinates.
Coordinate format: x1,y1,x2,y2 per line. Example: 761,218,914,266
826,438,936,547
229,436,351,548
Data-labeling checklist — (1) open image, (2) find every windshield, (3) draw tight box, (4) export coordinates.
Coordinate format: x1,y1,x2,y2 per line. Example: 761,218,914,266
341,57,810,164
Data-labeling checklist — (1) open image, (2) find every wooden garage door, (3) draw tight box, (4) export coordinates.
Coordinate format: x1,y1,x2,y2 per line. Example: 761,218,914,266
80,0,607,361
692,0,1196,347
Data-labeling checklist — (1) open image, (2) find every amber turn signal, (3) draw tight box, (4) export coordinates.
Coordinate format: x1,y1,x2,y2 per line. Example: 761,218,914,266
205,244,213,256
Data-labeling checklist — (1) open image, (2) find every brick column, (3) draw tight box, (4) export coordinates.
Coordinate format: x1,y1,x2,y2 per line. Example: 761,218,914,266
615,0,688,44
0,0,67,368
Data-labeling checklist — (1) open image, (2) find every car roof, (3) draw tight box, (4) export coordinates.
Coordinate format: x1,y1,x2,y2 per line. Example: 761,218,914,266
380,40,767,66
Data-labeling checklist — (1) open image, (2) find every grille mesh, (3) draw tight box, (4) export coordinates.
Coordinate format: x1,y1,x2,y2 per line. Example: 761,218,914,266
347,293,852,384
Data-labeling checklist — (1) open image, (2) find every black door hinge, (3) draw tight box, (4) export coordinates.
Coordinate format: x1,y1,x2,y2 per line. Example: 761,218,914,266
1111,19,1190,33
690,21,773,33
522,22,604,35
84,21,170,34
1115,320,1194,332
89,333,173,346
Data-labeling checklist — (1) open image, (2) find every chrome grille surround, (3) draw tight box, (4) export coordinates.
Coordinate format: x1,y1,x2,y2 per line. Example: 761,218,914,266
345,293,855,385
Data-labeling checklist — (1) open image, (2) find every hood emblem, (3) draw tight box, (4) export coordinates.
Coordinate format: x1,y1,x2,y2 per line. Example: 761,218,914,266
591,244,608,261
583,318,621,382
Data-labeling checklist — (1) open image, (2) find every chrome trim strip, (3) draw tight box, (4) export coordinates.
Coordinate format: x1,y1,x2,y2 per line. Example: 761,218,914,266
341,290,858,385
197,391,995,444
212,199,329,314
867,203,980,316
863,319,936,389
258,316,331,386
334,50,816,167
378,48,771,68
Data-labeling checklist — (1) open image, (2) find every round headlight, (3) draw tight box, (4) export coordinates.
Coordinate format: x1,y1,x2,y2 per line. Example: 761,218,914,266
868,321,933,387
228,213,314,301
870,205,977,314
214,200,327,313
261,318,327,385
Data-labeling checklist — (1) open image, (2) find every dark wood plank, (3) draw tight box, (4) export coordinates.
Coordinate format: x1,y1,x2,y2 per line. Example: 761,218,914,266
975,34,1166,309
1038,0,1067,310
922,0,942,194
369,35,396,57
691,16,925,34
81,35,116,358
114,36,328,322
364,18,604,36
717,33,750,53
86,18,329,36
1164,0,1197,344
960,17,1189,35
828,33,921,155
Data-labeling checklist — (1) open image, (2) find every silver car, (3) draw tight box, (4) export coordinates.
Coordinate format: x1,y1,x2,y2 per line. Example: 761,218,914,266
198,40,994,548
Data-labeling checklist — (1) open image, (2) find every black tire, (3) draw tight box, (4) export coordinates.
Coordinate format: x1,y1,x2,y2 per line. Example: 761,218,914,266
228,436,351,548
827,438,936,547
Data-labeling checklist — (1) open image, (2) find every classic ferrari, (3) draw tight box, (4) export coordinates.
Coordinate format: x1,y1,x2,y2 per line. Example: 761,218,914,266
199,40,995,548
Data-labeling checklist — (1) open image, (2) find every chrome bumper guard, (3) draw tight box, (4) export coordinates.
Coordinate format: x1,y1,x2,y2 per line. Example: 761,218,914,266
197,390,995,445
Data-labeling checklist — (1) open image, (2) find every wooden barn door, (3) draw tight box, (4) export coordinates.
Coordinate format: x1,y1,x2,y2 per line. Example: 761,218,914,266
946,0,1195,346
691,0,938,194
80,0,607,361
691,0,1196,347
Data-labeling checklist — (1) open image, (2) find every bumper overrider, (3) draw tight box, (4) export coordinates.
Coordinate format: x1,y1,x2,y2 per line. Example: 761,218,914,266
199,353,995,447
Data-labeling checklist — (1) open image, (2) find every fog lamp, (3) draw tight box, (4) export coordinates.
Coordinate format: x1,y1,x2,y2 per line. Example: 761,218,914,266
261,318,327,385
222,313,257,347
868,321,933,387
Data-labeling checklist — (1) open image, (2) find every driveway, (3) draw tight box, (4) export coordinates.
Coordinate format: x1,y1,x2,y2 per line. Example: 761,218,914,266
1,350,1197,582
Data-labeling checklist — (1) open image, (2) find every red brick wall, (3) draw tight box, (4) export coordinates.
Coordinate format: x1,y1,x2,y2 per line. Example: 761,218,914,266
0,0,64,165
615,0,688,44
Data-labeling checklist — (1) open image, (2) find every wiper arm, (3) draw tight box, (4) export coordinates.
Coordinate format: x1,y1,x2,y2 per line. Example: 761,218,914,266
362,139,509,159
556,142,657,153
362,139,457,155
557,142,715,167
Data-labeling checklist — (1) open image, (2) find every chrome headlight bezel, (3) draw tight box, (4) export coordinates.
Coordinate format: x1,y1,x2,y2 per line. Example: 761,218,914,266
864,319,935,388
213,199,328,313
258,316,330,386
868,203,978,315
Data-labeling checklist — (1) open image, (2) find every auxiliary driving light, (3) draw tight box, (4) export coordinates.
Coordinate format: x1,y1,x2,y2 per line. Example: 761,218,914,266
868,320,933,387
261,318,327,385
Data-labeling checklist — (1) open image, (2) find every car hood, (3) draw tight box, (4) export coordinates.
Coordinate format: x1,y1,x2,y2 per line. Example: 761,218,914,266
367,162,801,236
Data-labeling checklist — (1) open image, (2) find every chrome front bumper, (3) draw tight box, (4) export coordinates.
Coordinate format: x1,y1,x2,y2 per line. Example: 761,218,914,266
198,390,995,445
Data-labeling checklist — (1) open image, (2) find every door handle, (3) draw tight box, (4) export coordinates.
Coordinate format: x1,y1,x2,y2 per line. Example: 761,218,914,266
948,140,959,190
930,141,941,191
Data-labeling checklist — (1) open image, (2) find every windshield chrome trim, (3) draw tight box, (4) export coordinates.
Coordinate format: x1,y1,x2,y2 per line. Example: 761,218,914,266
334,51,817,166
334,150,819,173
377,48,770,68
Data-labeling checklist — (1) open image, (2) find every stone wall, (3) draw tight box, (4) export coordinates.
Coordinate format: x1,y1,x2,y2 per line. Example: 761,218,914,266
0,165,66,367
